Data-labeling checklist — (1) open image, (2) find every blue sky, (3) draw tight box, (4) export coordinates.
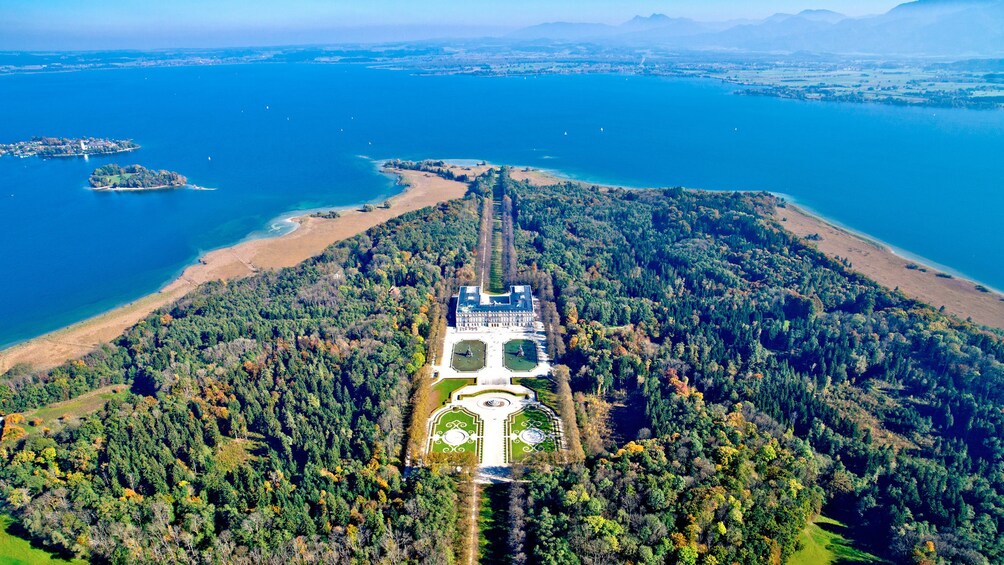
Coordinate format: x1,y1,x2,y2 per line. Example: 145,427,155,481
1,0,906,50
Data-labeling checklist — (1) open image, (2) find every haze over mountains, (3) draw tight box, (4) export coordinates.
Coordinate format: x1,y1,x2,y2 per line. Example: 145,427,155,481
510,0,1004,57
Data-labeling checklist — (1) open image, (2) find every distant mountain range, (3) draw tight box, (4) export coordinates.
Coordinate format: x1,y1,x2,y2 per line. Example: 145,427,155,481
509,0,1004,57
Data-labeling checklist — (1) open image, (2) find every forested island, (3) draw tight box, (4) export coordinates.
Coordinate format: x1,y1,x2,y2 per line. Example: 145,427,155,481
0,137,138,158
88,164,187,190
0,163,1001,564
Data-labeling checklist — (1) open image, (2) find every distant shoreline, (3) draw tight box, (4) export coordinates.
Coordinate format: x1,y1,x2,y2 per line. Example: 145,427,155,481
1,138,140,159
90,183,214,192
45,146,139,158
90,184,179,191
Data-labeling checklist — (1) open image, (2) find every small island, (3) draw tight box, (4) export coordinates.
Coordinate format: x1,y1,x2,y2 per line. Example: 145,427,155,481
89,164,187,191
0,137,139,158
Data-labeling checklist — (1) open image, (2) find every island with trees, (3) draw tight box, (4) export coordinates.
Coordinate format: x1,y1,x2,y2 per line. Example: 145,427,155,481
0,137,139,158
88,164,187,191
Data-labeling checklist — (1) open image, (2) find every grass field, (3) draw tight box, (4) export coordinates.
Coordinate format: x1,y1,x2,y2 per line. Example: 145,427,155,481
431,378,475,407
92,172,134,185
789,516,886,565
451,340,487,372
213,437,261,474
478,484,510,564
0,515,85,565
23,385,127,436
507,407,557,462
503,339,538,372
430,407,482,456
488,224,505,294
512,377,556,410
457,389,528,400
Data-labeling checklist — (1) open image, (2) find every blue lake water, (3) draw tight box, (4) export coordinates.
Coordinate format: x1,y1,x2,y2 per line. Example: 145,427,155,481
1,63,1003,347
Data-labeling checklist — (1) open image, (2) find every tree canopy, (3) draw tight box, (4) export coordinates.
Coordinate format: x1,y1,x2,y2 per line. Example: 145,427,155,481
2,165,1001,564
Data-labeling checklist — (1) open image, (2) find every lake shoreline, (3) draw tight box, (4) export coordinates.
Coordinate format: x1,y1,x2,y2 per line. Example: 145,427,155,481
0,167,469,373
3,66,1001,352
775,203,1004,329
2,161,1000,375
90,184,181,191
493,163,1004,329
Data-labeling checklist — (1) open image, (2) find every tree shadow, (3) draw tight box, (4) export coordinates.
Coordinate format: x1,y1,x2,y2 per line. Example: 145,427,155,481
814,517,889,564
609,388,648,445
4,517,81,562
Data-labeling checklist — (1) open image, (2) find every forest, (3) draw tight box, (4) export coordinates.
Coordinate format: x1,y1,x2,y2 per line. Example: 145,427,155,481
1,195,481,562
88,164,187,189
479,168,1002,564
1,164,1002,564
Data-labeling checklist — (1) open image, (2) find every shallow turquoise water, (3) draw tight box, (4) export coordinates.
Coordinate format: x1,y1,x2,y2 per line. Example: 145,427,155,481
1,64,1002,346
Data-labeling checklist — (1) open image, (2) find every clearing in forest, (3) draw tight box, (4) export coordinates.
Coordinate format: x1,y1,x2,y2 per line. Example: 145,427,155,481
22,384,128,436
788,516,887,565
0,514,87,565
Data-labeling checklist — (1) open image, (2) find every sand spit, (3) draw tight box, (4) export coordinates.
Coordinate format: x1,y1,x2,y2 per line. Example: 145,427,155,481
0,168,468,373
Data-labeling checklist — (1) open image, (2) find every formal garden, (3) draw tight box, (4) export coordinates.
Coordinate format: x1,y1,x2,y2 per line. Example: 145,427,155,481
429,406,483,457
503,339,538,371
451,340,487,372
506,406,558,462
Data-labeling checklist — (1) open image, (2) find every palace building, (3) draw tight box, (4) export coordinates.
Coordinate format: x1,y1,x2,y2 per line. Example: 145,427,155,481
455,285,535,330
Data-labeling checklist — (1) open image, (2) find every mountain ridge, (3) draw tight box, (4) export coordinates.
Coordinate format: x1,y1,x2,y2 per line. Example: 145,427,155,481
508,0,1004,56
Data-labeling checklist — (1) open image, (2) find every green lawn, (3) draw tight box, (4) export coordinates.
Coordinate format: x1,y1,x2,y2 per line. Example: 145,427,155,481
457,389,527,400
512,377,556,410
478,484,510,564
788,516,886,565
431,378,475,407
97,172,132,183
488,224,505,294
507,407,558,462
0,515,85,565
23,385,127,436
451,340,487,372
503,339,538,372
429,407,482,456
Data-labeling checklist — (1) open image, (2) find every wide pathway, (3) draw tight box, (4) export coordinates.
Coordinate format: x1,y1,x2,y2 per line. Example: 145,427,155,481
437,324,551,383
429,318,558,467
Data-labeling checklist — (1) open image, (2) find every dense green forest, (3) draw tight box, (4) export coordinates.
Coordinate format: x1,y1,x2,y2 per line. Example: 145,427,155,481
2,164,1002,564
1,197,480,562
472,168,1002,564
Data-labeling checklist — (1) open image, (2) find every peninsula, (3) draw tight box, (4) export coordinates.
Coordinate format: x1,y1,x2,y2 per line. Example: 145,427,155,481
88,164,187,190
2,162,1001,564
0,136,138,158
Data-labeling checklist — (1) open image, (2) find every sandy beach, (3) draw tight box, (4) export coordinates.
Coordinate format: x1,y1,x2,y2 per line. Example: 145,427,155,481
776,204,1004,329
500,164,1004,330
3,162,1000,375
0,168,469,373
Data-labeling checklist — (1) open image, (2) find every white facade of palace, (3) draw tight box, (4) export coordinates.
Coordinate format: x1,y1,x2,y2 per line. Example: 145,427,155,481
455,285,535,330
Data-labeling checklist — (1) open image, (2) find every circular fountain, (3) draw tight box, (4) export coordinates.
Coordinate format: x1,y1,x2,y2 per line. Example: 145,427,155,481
480,397,512,408
519,428,546,445
442,429,470,446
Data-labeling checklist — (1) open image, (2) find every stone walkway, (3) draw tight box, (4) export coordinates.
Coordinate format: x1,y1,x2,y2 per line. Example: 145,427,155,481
429,318,560,467
428,386,550,467
437,323,552,383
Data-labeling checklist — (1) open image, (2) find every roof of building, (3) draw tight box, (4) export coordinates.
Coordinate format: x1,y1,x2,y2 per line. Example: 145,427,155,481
456,285,534,314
